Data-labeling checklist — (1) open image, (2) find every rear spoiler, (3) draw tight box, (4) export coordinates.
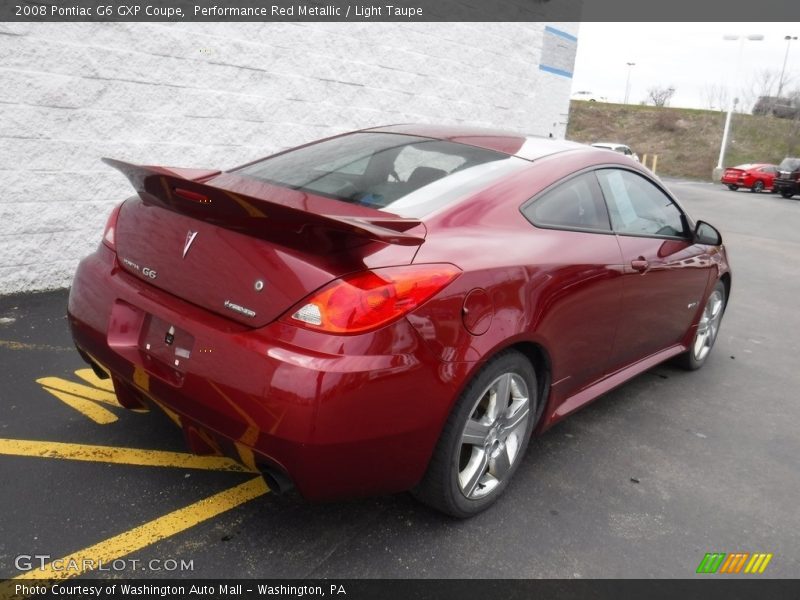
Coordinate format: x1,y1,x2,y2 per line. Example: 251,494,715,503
102,158,425,247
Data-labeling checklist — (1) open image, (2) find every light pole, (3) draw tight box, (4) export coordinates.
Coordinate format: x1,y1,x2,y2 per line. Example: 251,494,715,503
623,62,636,104
777,35,798,99
715,34,764,175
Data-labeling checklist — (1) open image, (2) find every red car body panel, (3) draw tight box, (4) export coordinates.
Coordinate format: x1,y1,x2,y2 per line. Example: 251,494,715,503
720,163,777,191
68,125,730,501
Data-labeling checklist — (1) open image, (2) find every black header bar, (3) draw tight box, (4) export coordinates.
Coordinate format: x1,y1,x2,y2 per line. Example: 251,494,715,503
4,0,800,22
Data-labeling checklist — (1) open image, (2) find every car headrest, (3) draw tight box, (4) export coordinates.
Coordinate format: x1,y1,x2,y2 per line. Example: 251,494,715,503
408,166,448,187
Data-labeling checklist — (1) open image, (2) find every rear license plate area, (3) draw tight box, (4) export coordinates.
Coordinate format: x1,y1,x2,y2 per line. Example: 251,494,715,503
140,314,195,370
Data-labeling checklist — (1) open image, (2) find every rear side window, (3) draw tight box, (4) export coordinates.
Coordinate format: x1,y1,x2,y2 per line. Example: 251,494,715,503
235,132,509,212
522,172,611,232
778,158,800,171
596,169,687,238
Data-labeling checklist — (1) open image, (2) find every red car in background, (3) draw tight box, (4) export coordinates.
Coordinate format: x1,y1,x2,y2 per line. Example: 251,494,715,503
720,163,778,192
68,125,730,517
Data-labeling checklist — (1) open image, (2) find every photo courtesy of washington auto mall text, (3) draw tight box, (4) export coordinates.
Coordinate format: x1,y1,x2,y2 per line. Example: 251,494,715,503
14,583,345,598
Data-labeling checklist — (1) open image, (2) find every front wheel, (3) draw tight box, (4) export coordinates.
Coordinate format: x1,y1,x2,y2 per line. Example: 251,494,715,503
413,351,538,518
727,184,739,191
751,180,764,193
780,190,794,199
675,281,726,371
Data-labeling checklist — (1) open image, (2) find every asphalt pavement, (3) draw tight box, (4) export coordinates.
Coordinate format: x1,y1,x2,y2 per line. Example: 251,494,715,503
0,180,798,580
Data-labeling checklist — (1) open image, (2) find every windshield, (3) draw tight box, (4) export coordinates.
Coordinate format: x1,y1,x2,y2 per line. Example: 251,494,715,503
778,158,800,171
235,132,517,215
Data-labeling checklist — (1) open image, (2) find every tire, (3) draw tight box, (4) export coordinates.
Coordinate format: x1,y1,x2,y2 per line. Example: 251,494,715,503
413,350,538,518
780,190,794,199
727,184,739,191
751,180,764,193
675,281,726,371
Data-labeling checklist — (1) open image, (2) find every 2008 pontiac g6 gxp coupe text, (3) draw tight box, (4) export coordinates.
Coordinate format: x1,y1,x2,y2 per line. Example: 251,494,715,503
69,125,730,517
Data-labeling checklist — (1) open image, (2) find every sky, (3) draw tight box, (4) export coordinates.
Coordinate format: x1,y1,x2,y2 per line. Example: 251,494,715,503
571,23,800,110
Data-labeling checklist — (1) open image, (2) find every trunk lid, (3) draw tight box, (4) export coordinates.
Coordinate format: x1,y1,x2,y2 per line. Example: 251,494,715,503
108,159,425,327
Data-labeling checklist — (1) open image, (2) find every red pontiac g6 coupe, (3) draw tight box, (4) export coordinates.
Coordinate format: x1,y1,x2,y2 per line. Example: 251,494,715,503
69,125,730,517
720,163,778,193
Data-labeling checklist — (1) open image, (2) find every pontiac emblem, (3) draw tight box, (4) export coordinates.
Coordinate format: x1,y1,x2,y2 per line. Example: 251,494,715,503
183,230,198,258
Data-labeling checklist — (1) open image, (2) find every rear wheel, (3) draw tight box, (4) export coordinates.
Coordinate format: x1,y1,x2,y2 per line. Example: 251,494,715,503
727,184,739,191
751,180,764,193
413,351,538,518
675,281,726,371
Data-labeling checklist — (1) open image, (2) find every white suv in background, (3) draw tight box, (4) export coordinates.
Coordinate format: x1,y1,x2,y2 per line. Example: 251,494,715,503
591,142,640,163
571,91,608,102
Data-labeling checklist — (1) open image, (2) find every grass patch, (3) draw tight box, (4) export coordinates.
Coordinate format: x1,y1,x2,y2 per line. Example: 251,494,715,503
566,101,800,180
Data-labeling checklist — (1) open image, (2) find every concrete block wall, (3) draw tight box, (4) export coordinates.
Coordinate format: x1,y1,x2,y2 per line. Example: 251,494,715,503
0,22,578,295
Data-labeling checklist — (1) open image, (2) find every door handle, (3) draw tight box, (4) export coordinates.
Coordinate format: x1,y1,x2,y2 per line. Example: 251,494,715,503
631,258,649,272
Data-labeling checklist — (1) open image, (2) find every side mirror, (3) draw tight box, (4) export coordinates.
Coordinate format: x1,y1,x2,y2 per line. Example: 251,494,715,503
694,220,722,245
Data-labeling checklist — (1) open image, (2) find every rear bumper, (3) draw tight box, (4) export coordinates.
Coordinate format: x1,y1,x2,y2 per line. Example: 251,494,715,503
720,175,744,185
773,178,798,193
68,245,468,500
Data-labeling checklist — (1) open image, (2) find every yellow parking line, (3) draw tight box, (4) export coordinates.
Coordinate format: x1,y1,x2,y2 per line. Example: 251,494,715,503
0,439,252,472
36,387,119,424
37,376,120,406
7,476,269,584
73,368,115,392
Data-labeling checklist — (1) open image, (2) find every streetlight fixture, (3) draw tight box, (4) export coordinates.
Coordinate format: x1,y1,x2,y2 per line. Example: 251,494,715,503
777,35,798,100
623,62,636,104
715,34,764,174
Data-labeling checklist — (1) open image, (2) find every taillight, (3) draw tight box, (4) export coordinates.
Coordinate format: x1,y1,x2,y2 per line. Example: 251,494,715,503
284,264,461,334
102,203,123,250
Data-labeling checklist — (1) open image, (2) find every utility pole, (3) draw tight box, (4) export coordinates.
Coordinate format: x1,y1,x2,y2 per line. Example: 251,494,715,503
715,34,763,177
777,35,797,100
624,62,636,104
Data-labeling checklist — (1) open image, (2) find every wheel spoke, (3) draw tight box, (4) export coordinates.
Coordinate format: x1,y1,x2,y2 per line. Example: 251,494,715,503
709,296,723,319
462,419,491,446
490,445,512,480
693,332,707,358
459,447,489,497
491,373,512,420
501,404,530,434
696,320,709,336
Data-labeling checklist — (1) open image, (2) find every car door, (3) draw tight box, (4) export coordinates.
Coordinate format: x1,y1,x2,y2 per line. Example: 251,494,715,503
595,168,714,372
520,171,625,398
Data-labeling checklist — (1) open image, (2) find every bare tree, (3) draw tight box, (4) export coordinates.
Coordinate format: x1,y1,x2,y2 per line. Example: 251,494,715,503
701,83,728,111
742,69,783,113
647,85,676,107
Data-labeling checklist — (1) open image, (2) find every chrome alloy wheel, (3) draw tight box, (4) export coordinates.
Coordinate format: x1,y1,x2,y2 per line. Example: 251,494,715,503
457,373,531,499
693,290,724,362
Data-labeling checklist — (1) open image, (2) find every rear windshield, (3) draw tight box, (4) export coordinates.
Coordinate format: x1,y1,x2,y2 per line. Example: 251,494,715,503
779,158,800,171
235,132,517,215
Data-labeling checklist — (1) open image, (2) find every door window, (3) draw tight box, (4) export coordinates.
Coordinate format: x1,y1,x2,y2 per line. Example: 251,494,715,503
596,169,687,238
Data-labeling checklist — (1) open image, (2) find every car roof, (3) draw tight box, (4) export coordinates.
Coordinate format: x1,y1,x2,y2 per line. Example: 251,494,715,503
363,124,585,161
